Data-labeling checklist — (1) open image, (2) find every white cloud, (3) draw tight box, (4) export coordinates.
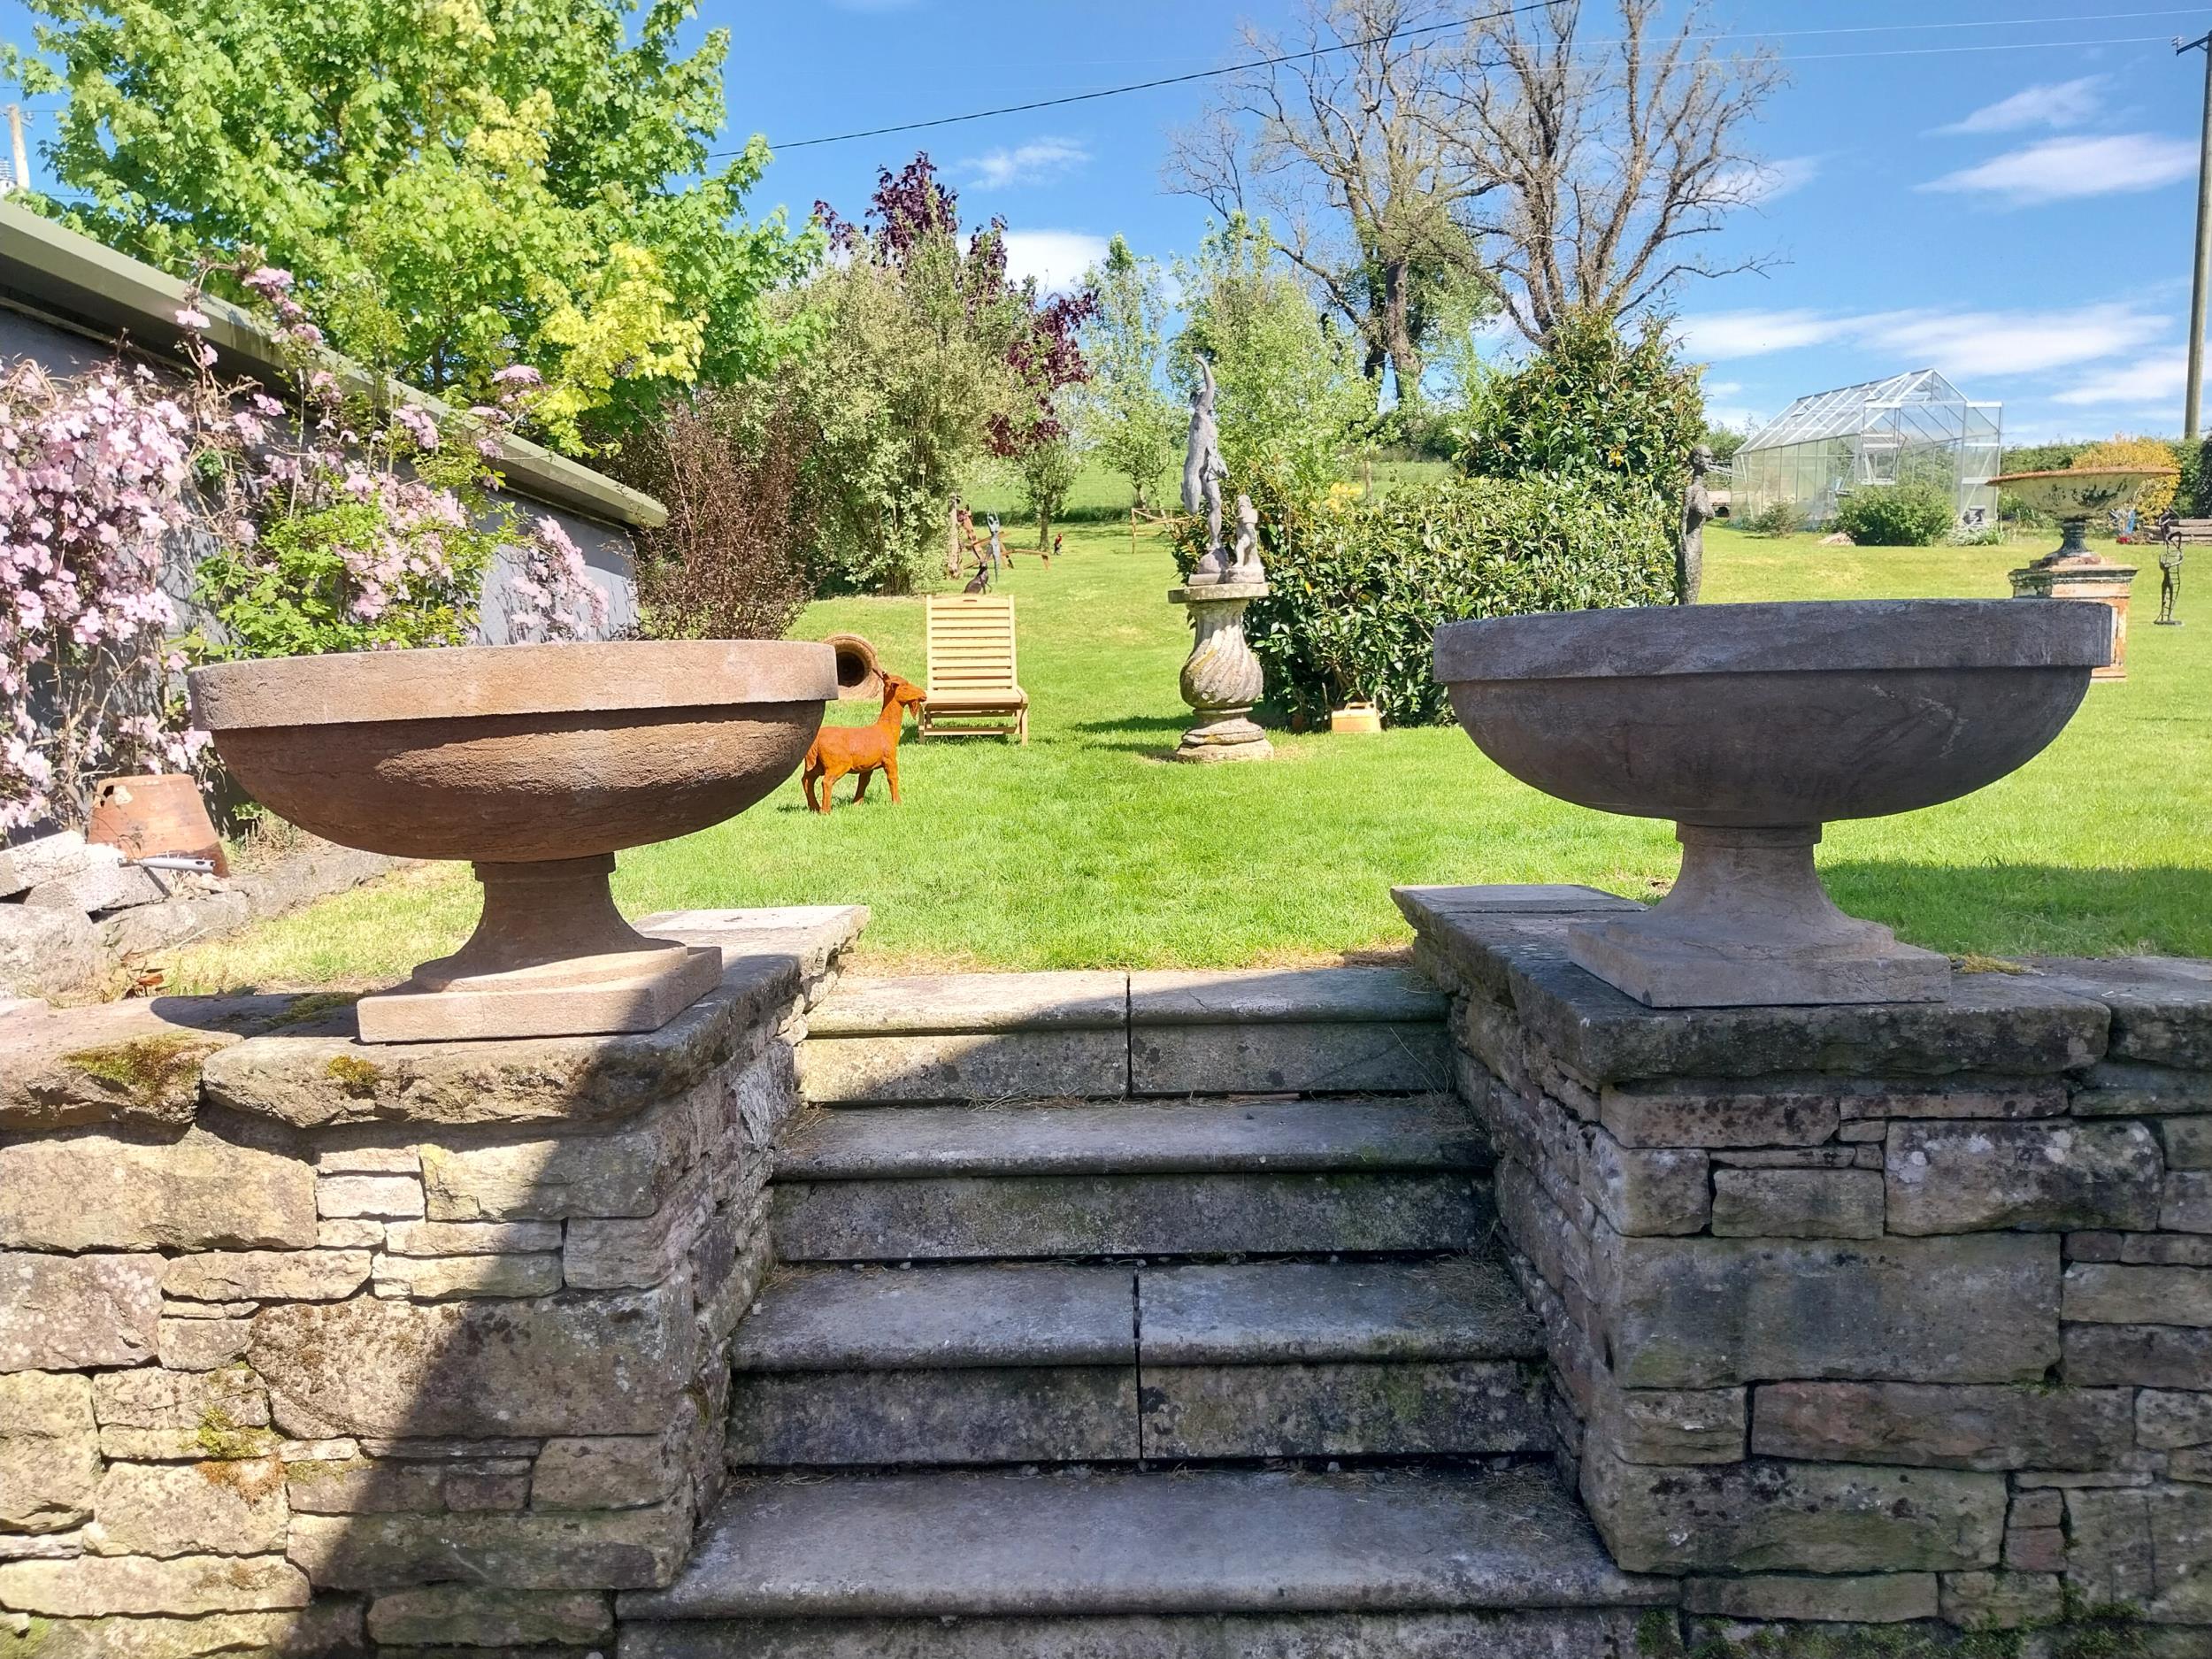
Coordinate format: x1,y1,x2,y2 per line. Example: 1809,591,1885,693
1712,155,1822,207
1675,311,1854,359
1705,380,1744,397
1000,230,1109,294
2054,356,2188,407
1936,76,2107,136
1920,134,2197,204
960,137,1089,190
1677,302,2169,382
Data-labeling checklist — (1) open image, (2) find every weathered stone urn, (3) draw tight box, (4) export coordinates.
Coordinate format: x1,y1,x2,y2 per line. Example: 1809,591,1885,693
1435,600,2111,1008
1167,579,1273,763
189,641,833,1041
1993,465,2174,682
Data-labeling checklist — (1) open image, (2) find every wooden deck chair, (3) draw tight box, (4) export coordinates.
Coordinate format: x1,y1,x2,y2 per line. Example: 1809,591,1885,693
919,594,1029,743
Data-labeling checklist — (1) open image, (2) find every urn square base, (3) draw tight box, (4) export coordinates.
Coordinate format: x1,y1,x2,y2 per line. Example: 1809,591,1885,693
357,944,723,1043
1566,918,1949,1009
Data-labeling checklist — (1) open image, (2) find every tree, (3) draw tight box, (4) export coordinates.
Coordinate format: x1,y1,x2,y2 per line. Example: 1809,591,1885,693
3,0,818,450
778,156,1093,593
1078,236,1179,510
1446,0,1784,344
1018,426,1086,557
1165,0,1492,402
1171,215,1369,512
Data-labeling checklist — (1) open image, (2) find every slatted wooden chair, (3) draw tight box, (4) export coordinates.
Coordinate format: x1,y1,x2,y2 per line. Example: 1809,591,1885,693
919,594,1029,744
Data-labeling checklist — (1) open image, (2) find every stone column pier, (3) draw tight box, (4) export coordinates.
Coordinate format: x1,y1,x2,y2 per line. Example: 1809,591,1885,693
1399,883,2212,1646
0,907,862,1655
1167,580,1273,763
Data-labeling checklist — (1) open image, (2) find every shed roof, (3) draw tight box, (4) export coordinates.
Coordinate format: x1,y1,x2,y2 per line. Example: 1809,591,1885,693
0,199,666,530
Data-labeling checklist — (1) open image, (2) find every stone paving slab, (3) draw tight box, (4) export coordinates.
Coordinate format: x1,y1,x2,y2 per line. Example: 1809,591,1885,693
733,1265,1135,1370
729,1365,1140,1467
618,1466,1670,1619
1394,883,1643,917
806,973,1128,1036
1132,1022,1452,1096
1137,1258,1540,1364
778,1098,1484,1180
640,906,869,981
1126,968,1446,1026
772,1171,1489,1263
798,1031,1128,1103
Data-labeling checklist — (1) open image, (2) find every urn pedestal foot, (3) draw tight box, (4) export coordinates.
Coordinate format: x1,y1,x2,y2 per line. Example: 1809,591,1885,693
1565,825,1949,1009
357,854,720,1043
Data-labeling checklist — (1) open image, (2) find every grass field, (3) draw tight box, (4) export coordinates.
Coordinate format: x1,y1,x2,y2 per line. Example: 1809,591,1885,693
163,507,2212,993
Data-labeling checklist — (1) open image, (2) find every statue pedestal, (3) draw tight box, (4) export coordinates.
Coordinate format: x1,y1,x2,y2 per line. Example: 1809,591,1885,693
1168,580,1272,764
2009,553,2137,681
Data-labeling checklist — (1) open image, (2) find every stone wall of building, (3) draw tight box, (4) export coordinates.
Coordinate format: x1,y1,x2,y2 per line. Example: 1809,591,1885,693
1400,885,2212,1647
0,907,862,1657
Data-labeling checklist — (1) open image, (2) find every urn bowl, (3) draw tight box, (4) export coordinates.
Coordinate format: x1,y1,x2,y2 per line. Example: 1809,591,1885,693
1434,600,2110,1008
1989,466,2176,524
188,641,833,1041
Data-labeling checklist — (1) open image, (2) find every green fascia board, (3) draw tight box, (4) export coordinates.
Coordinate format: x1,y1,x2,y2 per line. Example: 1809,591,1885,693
0,199,667,530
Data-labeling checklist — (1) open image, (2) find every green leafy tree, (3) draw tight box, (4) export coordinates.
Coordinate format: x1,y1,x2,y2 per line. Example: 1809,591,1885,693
1078,235,1179,510
1018,425,1087,556
1171,215,1368,514
4,0,817,451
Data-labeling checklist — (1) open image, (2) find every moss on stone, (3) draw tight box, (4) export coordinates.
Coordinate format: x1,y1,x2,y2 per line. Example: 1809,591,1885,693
0,1616,52,1658
59,1033,221,1107
1637,1590,2153,1659
323,1055,383,1098
265,992,360,1028
192,1404,277,1463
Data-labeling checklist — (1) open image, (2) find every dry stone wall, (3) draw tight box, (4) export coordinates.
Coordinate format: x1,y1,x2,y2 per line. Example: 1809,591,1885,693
1401,886,2212,1647
0,907,862,1658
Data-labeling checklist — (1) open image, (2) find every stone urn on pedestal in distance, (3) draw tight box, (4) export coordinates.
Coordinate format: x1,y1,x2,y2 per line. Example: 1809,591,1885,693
1993,465,2175,681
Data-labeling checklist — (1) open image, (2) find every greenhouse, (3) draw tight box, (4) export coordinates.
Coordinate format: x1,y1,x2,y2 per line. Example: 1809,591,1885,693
1730,368,2002,530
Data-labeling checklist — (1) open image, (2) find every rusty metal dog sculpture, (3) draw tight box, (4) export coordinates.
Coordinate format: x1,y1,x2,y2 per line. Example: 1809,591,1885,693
802,673,927,813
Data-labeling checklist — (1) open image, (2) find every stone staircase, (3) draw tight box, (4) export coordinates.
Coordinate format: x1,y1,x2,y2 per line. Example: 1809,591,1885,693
618,968,1666,1656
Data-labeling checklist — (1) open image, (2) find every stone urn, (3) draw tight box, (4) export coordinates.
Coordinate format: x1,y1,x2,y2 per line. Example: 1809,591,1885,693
1993,466,2175,682
1435,600,2110,1008
1167,579,1273,763
188,641,833,1042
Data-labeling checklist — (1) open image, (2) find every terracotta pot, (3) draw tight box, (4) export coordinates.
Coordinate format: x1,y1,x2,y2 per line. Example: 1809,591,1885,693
88,774,227,876
1330,702,1383,735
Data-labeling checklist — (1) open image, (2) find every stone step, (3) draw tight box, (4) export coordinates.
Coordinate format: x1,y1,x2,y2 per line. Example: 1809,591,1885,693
724,1259,1548,1467
771,1171,1489,1263
618,1609,1659,1658
778,1095,1488,1180
796,967,1453,1103
618,1465,1664,1624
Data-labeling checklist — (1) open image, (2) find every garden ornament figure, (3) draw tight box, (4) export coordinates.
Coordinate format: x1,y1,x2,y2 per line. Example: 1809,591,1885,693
987,515,1004,574
1229,491,1264,583
802,672,929,814
1183,357,1230,584
2159,538,2184,626
1678,444,1713,605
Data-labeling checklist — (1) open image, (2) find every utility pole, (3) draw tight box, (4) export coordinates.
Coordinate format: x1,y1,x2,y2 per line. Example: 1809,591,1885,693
2179,31,2212,441
1,105,27,198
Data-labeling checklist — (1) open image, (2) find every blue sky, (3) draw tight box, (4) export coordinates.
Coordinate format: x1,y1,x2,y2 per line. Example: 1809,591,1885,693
7,2,2211,442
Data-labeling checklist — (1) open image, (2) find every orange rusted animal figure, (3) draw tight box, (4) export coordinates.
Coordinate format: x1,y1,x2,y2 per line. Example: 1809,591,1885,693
802,673,927,813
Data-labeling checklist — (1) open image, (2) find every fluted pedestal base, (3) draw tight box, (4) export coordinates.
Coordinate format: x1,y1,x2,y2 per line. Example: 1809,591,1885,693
1169,580,1274,764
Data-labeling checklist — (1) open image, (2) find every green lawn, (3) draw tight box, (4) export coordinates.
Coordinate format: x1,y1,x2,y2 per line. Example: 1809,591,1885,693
162,517,2212,993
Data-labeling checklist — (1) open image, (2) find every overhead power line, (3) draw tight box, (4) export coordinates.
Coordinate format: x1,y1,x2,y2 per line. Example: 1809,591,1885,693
738,6,2196,156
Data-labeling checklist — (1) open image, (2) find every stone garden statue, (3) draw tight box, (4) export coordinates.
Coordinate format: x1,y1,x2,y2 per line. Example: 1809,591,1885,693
1229,490,1263,583
1183,357,1229,583
2160,536,2185,626
987,514,1003,575
1678,443,1714,606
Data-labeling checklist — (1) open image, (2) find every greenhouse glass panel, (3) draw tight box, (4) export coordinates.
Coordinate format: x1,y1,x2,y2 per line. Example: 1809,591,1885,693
1732,369,2001,530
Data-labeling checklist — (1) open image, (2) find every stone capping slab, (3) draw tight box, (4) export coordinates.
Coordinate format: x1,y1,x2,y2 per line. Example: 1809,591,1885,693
2031,956,2212,1071
1397,887,2117,1085
1127,968,1446,1026
1394,883,1642,918
0,993,304,1133
196,907,863,1130
805,972,1128,1036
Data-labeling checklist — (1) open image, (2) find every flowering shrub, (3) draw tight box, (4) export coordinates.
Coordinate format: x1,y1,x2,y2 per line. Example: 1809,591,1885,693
0,264,607,830
0,359,204,832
